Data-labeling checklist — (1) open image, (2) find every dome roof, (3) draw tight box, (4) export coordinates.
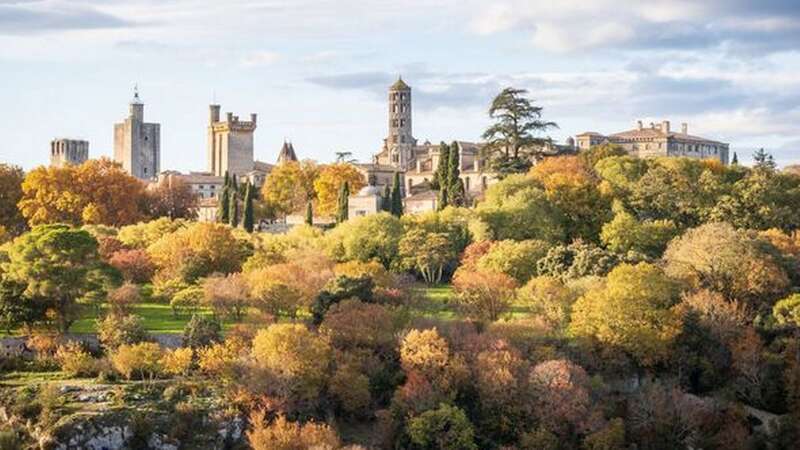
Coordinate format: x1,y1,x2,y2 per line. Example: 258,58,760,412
356,185,382,197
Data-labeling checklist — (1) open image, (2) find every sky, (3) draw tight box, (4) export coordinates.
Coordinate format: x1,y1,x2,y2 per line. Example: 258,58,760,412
1,0,799,171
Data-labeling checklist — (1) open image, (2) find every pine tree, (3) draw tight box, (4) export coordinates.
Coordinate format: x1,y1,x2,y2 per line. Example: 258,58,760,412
381,185,392,212
218,187,230,223
731,152,739,165
753,148,776,171
447,141,465,207
243,182,254,232
336,182,350,224
390,172,403,217
228,191,239,227
305,201,313,226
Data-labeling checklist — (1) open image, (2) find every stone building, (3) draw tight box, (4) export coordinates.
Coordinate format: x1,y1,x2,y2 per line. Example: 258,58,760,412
348,184,384,218
207,104,258,178
114,88,160,180
366,77,498,205
50,138,88,167
576,120,730,164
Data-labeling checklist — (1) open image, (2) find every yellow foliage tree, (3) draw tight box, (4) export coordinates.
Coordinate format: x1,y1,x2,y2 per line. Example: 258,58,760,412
313,163,366,217
261,160,318,216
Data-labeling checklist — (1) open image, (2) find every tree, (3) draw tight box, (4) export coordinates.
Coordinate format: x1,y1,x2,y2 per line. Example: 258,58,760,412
305,201,314,226
243,182,255,232
108,249,155,283
2,224,118,332
476,174,565,242
202,273,251,320
536,240,617,281
110,342,164,381
732,152,739,165
391,171,404,216
247,412,341,450
228,189,239,228
432,141,450,192
753,148,776,172
218,186,230,223
446,141,466,207
143,176,197,220
336,181,349,224
452,269,518,322
18,158,146,227
517,276,576,329
0,163,25,236
663,222,790,307
476,239,550,284
182,314,222,349
407,403,478,450
569,263,682,366
319,299,396,351
398,228,457,284
118,217,187,249
324,212,404,267
261,160,318,217
251,323,332,401
147,222,251,282
106,282,140,316
529,359,594,435
97,313,149,350
313,163,365,217
481,87,558,177
600,208,678,258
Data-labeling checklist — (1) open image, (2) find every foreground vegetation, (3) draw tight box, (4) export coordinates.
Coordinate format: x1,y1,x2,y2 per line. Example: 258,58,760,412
2,144,800,448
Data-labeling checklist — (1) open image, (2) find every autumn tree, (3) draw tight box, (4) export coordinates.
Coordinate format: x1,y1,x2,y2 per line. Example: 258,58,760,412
147,222,251,282
0,163,26,236
2,224,118,332
600,207,678,258
202,272,251,320
118,217,187,249
570,262,682,366
517,276,577,330
247,411,341,450
324,212,404,267
142,176,197,220
476,239,550,284
261,160,318,216
664,222,790,307
398,228,456,284
108,249,155,283
407,403,478,450
251,323,332,401
314,163,365,217
19,158,146,226
452,270,517,322
482,87,558,177
529,359,594,436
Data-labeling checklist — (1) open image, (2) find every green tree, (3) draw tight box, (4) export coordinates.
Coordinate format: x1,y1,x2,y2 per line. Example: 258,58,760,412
228,190,239,228
305,201,314,226
382,184,392,212
2,224,118,332
407,403,478,450
446,141,465,207
569,262,682,367
753,148,776,172
481,87,558,177
0,163,26,236
323,212,403,267
218,186,230,223
398,228,456,284
600,208,678,258
243,182,254,232
336,181,349,224
731,152,739,165
391,172,404,217
432,141,450,191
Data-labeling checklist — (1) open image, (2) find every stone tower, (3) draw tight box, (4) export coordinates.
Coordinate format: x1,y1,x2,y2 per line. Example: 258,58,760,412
114,87,160,179
50,138,88,167
276,140,298,164
385,77,416,169
207,104,257,177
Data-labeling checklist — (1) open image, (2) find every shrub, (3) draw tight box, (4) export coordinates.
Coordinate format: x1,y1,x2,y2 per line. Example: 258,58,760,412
773,294,800,328
161,347,194,377
247,411,341,450
55,342,99,377
516,276,577,330
97,314,149,350
182,314,222,349
197,341,241,380
330,365,371,416
170,285,203,317
110,342,164,380
106,282,140,316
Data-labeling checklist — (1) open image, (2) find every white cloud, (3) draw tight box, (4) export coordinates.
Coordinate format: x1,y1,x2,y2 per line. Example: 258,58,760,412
241,50,280,67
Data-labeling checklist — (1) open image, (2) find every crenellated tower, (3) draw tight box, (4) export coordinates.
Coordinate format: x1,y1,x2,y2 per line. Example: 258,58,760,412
207,104,257,177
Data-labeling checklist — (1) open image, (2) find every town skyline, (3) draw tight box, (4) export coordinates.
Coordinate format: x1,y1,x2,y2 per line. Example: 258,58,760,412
2,0,799,170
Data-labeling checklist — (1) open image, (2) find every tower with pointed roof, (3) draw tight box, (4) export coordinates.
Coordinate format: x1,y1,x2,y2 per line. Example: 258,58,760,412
277,140,298,164
114,86,160,179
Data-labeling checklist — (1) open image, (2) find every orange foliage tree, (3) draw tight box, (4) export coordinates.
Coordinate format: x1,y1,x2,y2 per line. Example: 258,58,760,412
19,158,146,227
261,160,318,216
313,163,366,217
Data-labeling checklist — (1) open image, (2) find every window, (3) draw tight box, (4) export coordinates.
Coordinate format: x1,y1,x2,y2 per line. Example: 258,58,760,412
465,177,470,191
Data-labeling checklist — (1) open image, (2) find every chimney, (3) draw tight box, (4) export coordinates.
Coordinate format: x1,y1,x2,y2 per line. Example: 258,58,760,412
662,120,670,133
681,123,688,134
637,120,643,130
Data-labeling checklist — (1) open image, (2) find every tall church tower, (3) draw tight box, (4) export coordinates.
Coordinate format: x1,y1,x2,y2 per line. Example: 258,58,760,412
114,87,160,180
207,104,257,177
385,77,415,169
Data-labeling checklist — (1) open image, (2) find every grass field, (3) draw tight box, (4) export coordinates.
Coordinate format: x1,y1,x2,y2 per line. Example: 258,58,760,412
69,302,219,334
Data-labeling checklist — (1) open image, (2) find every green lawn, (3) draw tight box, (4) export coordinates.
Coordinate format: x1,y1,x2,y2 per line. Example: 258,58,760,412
69,302,219,334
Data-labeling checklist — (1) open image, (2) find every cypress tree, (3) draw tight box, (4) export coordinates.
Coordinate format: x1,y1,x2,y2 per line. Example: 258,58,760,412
305,201,313,226
231,173,238,192
447,141,465,207
223,171,230,188
381,185,392,212
390,172,403,217
243,182,254,232
336,182,350,224
218,187,230,223
433,141,450,194
732,152,739,165
228,191,239,227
